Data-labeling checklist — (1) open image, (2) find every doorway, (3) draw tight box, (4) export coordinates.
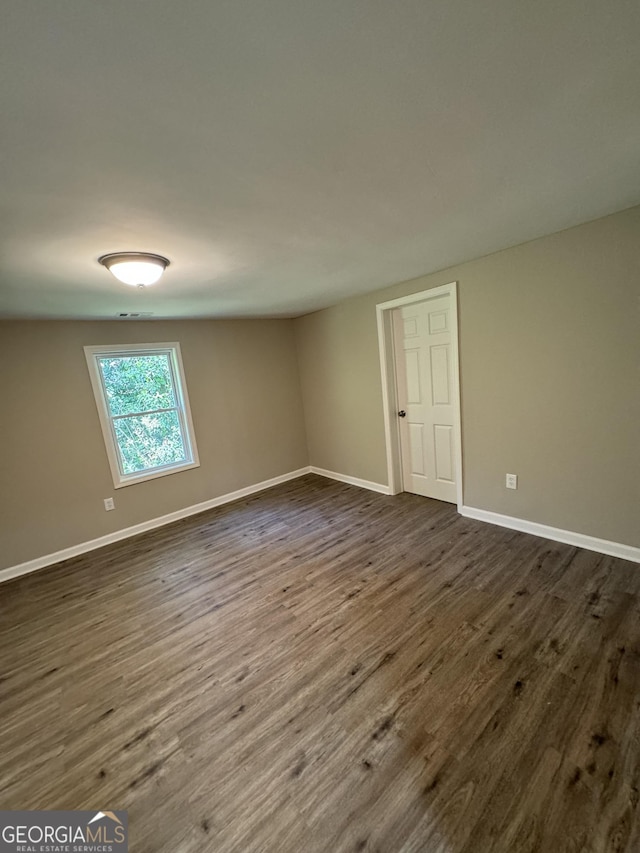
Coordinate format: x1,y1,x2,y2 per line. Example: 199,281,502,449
376,283,462,508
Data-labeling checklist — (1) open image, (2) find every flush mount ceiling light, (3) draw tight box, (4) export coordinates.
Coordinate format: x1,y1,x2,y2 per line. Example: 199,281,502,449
98,252,170,287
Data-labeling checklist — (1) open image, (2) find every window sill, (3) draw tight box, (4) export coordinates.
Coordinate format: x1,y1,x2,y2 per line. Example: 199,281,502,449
113,460,200,489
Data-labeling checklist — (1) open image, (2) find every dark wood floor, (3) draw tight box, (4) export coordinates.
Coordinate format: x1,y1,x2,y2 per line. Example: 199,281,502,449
1,475,639,852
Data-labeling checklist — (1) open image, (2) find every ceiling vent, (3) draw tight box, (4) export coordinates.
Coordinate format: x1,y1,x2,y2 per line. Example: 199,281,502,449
116,312,154,318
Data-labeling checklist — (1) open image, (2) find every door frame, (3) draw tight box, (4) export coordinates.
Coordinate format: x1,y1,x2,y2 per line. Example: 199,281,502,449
376,282,463,510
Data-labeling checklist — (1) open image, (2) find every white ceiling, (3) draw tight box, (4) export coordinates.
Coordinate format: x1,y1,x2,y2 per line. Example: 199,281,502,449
1,0,639,319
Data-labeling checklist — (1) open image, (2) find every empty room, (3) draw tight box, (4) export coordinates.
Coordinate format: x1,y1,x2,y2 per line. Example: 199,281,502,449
1,1,639,852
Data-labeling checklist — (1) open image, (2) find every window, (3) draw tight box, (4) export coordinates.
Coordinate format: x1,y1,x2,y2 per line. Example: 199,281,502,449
84,342,199,488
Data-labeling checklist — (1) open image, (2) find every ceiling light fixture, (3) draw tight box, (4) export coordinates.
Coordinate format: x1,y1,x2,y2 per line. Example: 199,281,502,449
98,252,170,287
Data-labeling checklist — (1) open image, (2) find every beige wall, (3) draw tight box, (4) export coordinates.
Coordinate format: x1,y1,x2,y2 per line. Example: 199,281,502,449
295,206,640,548
1,207,638,571
0,319,308,570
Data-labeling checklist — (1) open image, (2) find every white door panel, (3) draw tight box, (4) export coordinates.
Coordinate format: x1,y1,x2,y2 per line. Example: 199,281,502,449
405,349,422,403
393,295,457,503
429,345,451,405
434,424,454,482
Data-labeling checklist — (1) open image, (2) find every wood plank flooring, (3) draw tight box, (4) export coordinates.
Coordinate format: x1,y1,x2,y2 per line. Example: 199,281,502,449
1,474,640,852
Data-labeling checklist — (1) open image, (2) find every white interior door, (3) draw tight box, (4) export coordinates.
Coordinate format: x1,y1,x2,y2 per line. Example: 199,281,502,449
393,295,457,503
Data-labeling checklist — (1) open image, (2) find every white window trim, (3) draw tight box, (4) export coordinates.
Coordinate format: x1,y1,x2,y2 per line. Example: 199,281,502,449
84,341,200,489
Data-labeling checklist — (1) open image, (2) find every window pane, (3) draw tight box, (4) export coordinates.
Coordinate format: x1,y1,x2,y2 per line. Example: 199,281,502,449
98,354,176,416
113,411,187,474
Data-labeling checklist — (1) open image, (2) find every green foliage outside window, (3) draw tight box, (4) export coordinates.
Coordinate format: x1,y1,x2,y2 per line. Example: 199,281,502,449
98,354,187,474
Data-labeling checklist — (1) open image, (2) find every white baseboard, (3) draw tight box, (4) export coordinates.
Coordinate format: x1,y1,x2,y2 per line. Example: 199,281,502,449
308,466,391,495
460,505,640,564
0,468,311,584
7,469,634,585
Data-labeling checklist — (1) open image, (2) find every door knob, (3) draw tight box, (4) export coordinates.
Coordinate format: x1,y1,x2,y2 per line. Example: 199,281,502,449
398,410,406,418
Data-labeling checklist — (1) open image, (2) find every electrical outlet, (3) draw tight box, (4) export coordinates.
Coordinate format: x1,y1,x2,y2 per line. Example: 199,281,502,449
104,497,115,511
505,473,518,490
